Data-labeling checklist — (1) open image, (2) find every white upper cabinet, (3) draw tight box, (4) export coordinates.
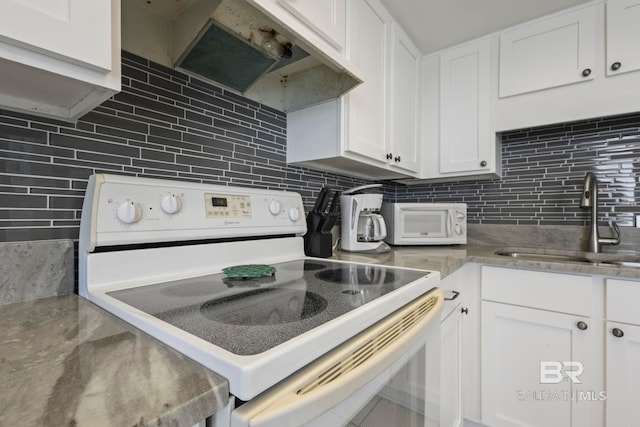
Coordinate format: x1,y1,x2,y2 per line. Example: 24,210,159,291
413,37,500,183
606,0,640,76
0,0,121,121
0,0,113,72
440,39,493,174
286,0,421,180
496,1,640,131
498,6,598,97
275,0,346,51
250,0,347,57
343,0,392,166
388,23,421,174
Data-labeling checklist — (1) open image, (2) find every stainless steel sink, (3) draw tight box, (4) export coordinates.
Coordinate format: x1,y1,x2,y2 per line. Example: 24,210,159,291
494,249,590,263
596,260,640,268
494,247,640,268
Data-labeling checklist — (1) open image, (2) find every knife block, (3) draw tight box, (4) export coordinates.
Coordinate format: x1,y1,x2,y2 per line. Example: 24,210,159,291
304,212,333,257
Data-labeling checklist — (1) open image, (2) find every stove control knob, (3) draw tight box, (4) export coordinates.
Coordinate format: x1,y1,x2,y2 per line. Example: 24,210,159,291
117,201,142,224
268,200,281,215
161,193,181,215
288,207,300,222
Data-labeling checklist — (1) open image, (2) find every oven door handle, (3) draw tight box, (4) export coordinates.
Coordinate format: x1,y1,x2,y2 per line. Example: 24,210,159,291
230,289,443,427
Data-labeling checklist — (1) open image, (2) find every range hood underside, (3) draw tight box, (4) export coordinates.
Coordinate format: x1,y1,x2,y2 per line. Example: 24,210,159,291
121,0,361,112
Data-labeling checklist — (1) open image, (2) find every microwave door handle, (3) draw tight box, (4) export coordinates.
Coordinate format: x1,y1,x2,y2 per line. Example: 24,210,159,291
230,290,444,427
446,211,453,237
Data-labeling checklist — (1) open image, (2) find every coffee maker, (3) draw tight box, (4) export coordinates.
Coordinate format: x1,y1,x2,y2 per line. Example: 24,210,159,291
340,184,390,253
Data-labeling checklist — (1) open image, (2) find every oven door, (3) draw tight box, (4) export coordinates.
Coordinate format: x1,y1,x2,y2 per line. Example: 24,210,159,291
229,289,443,427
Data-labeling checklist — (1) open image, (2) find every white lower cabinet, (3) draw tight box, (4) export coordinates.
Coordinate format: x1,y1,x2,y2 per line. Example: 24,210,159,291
605,321,640,427
482,302,599,427
437,263,482,426
440,300,463,427
480,266,604,427
605,279,640,427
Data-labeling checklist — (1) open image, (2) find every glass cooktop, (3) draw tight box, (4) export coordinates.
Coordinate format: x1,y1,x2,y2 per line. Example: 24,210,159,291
108,259,430,355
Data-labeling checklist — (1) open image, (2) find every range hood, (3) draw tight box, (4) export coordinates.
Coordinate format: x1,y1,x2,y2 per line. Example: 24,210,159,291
122,0,362,112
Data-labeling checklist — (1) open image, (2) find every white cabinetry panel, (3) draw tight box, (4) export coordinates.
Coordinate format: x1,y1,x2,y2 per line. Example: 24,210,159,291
498,5,597,97
275,0,346,50
285,0,420,180
440,304,463,427
482,301,597,427
344,0,391,165
0,0,112,72
605,321,640,427
439,39,492,175
605,278,640,427
0,0,120,121
388,23,420,174
606,0,640,76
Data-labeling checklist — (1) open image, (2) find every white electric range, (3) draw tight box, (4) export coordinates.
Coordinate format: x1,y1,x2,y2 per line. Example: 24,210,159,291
79,174,442,426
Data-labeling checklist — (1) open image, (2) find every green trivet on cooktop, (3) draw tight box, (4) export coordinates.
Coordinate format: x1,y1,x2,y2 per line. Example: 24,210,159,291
222,264,276,278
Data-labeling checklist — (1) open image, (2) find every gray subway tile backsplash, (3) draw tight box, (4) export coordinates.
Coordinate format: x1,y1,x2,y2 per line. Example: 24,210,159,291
394,112,640,226
2,51,640,242
0,51,368,242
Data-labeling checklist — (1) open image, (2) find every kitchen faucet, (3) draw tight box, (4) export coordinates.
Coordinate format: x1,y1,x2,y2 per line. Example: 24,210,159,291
580,172,621,253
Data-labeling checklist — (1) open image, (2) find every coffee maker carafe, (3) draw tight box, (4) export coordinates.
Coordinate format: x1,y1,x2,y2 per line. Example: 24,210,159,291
340,184,390,253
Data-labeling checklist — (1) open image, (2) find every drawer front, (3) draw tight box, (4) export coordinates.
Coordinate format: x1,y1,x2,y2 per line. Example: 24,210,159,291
606,278,640,325
482,266,593,315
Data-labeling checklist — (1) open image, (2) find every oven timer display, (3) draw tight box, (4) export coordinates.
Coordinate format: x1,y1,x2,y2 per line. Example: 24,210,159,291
205,193,252,218
211,197,227,207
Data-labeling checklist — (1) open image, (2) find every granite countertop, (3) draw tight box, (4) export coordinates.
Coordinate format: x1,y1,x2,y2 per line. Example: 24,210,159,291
332,244,640,280
0,294,229,427
5,238,640,427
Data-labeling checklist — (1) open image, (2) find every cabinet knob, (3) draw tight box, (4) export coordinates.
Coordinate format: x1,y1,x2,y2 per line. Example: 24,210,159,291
461,307,469,315
612,328,624,338
611,62,622,71
576,321,588,330
581,68,592,77
386,153,393,160
480,160,487,167
394,156,401,162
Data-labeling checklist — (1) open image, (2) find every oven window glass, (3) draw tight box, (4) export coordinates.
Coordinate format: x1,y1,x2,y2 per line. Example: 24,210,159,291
403,210,447,238
348,346,435,426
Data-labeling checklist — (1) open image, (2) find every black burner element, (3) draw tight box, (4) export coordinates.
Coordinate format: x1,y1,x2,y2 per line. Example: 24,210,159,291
200,288,328,325
302,261,328,271
315,266,396,285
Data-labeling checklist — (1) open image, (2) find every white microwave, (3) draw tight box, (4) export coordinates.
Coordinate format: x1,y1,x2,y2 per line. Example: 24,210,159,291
381,203,467,245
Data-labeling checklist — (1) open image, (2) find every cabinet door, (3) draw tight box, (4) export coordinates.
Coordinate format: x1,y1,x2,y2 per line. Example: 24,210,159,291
498,6,597,97
388,23,420,174
275,0,346,50
606,321,640,427
606,0,640,76
441,304,463,427
344,0,391,165
439,39,492,174
482,301,597,427
0,0,113,72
